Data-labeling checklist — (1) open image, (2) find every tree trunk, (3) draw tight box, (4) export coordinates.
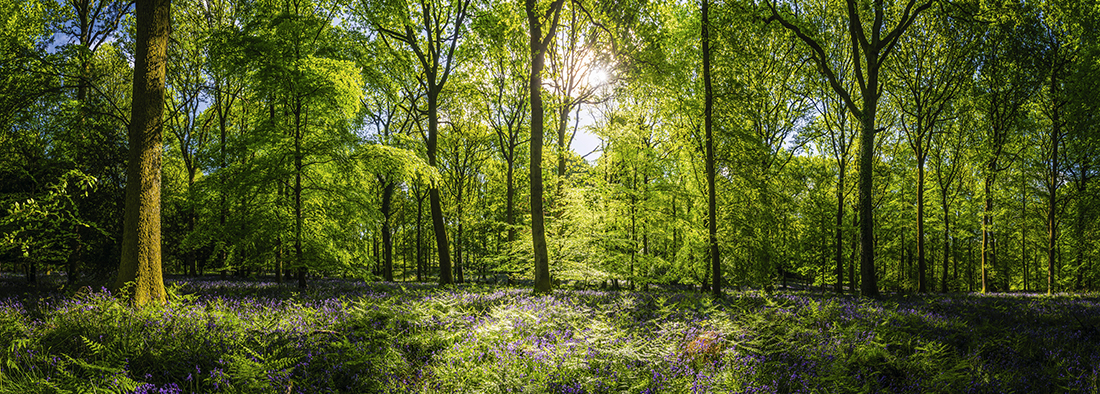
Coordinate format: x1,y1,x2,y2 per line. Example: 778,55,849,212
426,92,453,285
114,0,169,307
505,156,516,244
455,178,465,284
276,233,283,283
455,222,464,283
857,64,879,297
293,96,307,289
1021,185,1027,291
850,209,858,293
981,171,993,293
557,99,572,207
1046,70,1061,295
381,181,395,281
630,179,637,291
527,0,563,294
703,0,720,299
834,163,846,293
917,153,926,292
941,190,950,292
416,191,424,282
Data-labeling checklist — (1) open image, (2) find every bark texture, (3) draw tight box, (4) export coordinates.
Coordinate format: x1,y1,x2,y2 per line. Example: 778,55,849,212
114,0,170,307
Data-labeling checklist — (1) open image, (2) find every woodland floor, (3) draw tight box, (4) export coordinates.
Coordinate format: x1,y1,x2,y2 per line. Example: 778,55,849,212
0,275,1098,393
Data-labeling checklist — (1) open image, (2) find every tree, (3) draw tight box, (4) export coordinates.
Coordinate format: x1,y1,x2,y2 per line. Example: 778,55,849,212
1064,43,1100,291
470,1,529,257
765,0,935,297
702,0,719,297
729,19,814,288
439,102,491,284
972,2,1041,293
929,108,971,292
113,0,170,306
1033,0,1096,294
357,32,419,282
813,63,858,293
371,0,473,286
547,0,609,207
165,0,215,277
886,11,974,292
527,0,566,293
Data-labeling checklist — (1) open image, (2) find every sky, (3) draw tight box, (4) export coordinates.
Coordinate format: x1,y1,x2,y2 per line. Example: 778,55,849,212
572,106,603,163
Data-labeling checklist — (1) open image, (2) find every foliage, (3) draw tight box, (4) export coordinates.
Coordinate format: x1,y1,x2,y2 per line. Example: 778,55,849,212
0,171,105,273
3,278,1100,392
4,0,1100,301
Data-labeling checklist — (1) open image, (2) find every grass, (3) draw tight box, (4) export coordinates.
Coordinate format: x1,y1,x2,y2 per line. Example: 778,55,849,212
1,276,1098,393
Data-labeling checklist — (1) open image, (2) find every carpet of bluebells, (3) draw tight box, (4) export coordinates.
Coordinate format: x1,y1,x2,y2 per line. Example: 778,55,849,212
1,276,1099,393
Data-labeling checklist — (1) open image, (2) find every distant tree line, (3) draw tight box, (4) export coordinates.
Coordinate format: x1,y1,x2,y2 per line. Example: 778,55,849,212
1,0,1097,300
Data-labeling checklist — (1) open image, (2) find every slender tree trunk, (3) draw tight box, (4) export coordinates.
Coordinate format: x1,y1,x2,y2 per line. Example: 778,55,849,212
917,153,927,292
114,0,170,306
527,0,563,293
1075,178,1088,291
703,0,720,298
1046,68,1061,295
293,97,308,289
381,181,395,281
1021,186,1027,292
455,178,465,284
834,163,846,293
217,84,229,272
982,171,993,293
455,222,464,283
941,191,950,292
630,178,637,291
903,230,911,289
850,209,857,292
416,190,424,282
505,156,516,244
1046,162,1057,294
557,99,572,205
276,232,283,283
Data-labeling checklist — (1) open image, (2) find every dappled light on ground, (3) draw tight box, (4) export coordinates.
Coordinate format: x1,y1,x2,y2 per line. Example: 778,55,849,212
2,278,1099,393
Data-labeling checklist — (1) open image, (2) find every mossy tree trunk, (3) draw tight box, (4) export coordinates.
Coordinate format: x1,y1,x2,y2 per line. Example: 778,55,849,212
114,0,170,307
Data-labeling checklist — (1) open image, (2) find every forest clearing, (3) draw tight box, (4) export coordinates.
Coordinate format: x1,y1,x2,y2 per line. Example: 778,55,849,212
1,276,1098,393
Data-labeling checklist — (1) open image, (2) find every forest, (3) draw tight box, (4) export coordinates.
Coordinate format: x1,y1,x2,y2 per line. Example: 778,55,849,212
2,0,1100,392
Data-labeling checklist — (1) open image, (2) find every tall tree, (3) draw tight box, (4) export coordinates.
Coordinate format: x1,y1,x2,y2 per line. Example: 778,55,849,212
372,0,472,286
973,4,1040,293
815,69,858,294
358,33,418,282
887,12,974,292
702,0,719,298
113,0,170,306
765,0,934,297
547,1,607,205
439,106,490,284
930,111,970,292
731,21,813,287
471,1,528,255
1034,0,1095,294
165,0,214,277
527,0,566,293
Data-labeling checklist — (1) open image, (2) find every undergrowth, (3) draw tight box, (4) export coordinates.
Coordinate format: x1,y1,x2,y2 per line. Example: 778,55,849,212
1,278,1098,393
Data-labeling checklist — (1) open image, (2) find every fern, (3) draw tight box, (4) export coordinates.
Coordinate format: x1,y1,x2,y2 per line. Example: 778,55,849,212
225,336,300,393
79,335,105,356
